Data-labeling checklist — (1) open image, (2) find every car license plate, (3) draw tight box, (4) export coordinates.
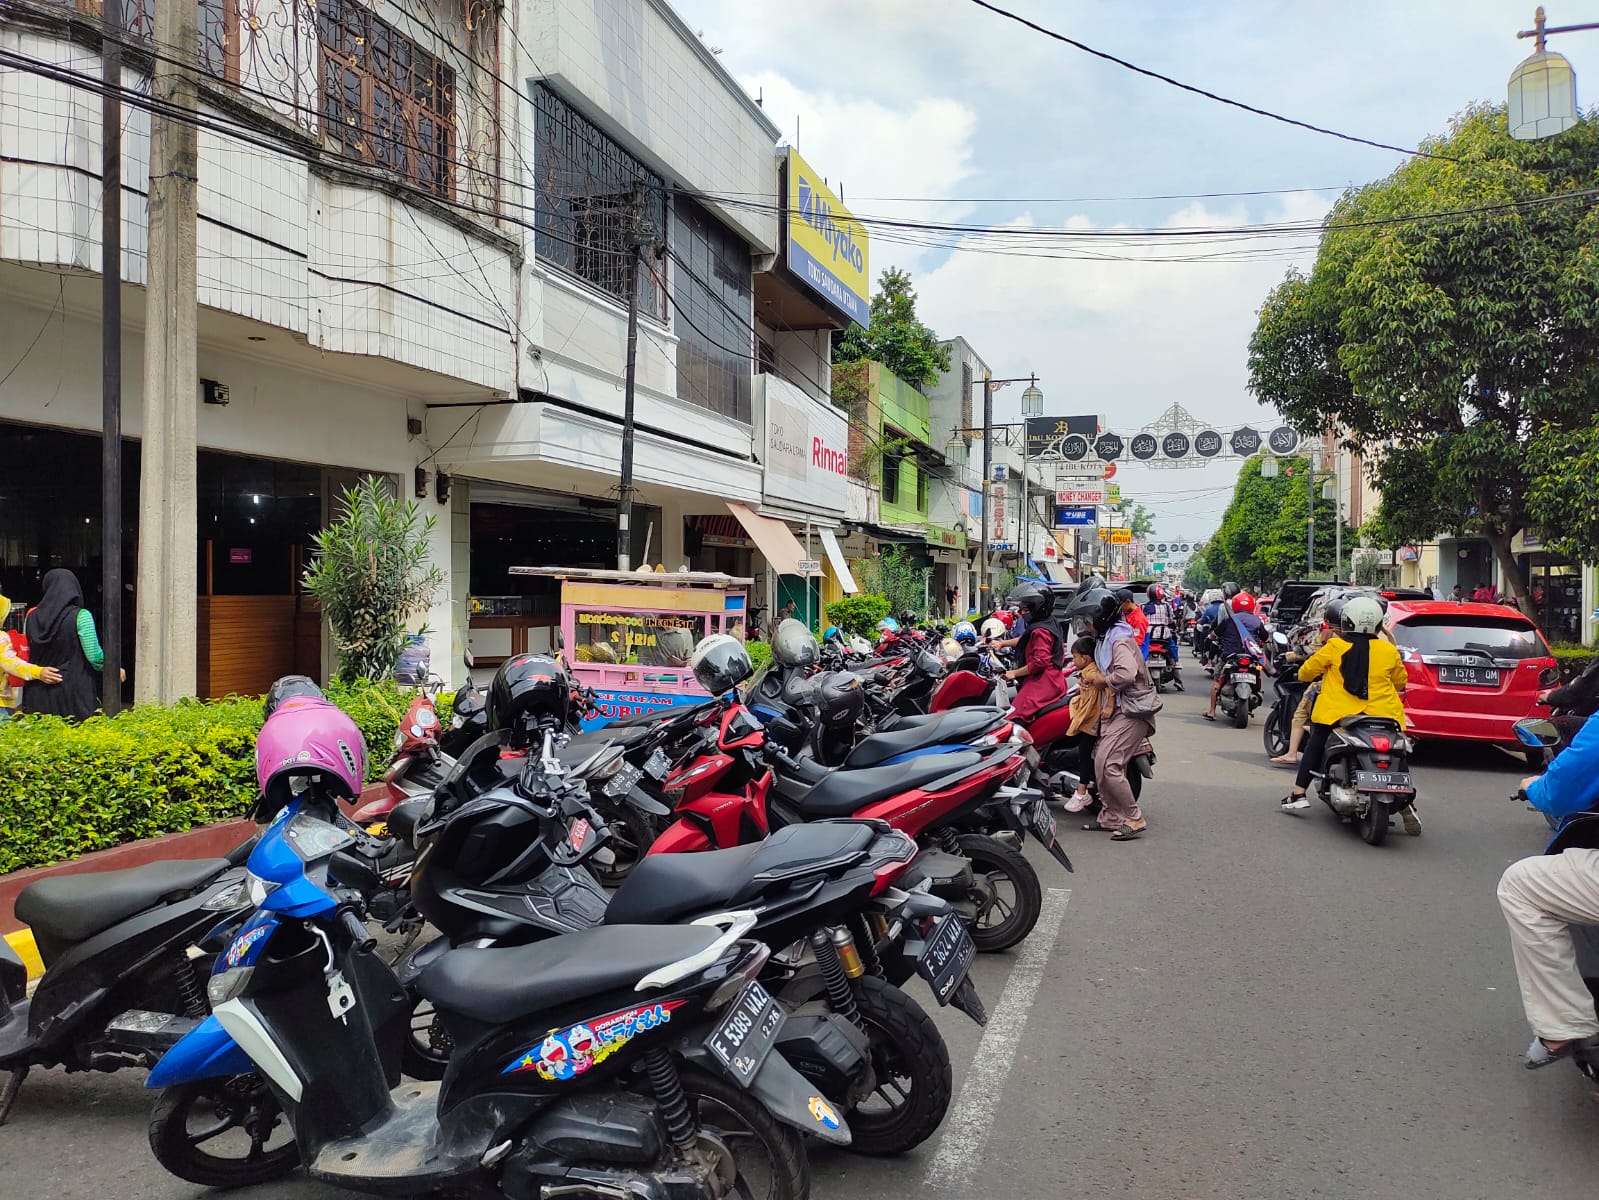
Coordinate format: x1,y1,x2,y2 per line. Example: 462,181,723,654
915,914,977,1005
1438,665,1499,687
706,982,784,1086
1355,769,1414,794
643,748,671,780
1232,672,1256,684
1027,796,1057,846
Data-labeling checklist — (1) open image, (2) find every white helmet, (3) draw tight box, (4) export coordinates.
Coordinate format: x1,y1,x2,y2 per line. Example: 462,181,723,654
1339,595,1385,636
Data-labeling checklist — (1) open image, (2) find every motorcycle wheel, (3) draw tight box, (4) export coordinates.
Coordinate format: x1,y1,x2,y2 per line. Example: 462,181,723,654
957,833,1042,953
148,1074,300,1188
1358,799,1390,846
402,994,452,1081
1262,704,1289,758
846,976,953,1156
1231,701,1249,729
678,1065,809,1200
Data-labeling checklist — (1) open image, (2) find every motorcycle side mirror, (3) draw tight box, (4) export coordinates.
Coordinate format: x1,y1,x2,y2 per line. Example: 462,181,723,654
554,630,566,651
765,713,806,751
1513,717,1561,749
464,649,475,669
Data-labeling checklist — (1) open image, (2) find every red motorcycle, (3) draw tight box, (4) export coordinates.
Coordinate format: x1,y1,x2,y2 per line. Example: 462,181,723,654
647,695,1063,952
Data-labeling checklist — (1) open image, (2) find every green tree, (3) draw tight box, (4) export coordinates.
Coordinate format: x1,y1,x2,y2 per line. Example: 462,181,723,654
304,476,446,683
853,545,931,621
1181,547,1213,592
1203,456,1345,589
833,267,951,390
1248,104,1599,612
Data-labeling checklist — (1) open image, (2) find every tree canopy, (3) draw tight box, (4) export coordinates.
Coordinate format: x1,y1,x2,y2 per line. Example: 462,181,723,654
833,267,951,390
1248,104,1599,606
1203,455,1346,589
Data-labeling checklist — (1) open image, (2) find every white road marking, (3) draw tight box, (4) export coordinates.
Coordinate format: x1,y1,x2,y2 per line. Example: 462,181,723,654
923,886,1072,1192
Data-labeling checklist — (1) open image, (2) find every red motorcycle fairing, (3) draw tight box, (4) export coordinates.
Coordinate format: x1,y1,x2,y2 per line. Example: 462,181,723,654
850,750,1029,835
647,771,771,855
929,669,992,713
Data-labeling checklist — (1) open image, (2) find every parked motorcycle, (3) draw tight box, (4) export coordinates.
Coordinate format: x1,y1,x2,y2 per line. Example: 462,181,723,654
146,772,846,1198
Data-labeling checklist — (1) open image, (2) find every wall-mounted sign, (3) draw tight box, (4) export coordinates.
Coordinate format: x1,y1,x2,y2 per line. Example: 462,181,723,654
1054,506,1098,527
1055,461,1103,479
760,375,849,517
229,547,252,564
786,148,869,326
1056,485,1105,505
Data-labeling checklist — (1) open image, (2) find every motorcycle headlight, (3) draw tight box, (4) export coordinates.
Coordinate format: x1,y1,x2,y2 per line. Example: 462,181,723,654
200,878,250,912
244,871,279,908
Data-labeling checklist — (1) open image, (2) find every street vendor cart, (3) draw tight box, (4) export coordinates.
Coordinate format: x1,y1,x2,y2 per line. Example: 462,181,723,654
508,566,751,730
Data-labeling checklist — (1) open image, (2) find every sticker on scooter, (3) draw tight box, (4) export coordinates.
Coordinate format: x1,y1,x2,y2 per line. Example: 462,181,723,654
808,1096,842,1130
503,1000,688,1081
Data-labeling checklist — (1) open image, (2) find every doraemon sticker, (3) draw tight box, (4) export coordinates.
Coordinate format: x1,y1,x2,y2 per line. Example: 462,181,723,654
223,913,278,968
808,1096,841,1131
503,1000,688,1080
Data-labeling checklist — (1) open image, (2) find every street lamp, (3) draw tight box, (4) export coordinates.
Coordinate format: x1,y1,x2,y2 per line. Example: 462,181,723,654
1019,379,1044,568
1508,7,1592,140
967,371,1042,605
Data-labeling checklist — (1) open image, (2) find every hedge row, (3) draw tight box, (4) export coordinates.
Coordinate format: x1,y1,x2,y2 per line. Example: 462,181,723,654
1550,645,1596,682
0,681,438,875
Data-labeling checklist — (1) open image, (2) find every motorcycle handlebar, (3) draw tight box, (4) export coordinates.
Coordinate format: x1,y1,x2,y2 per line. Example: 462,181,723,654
338,907,378,955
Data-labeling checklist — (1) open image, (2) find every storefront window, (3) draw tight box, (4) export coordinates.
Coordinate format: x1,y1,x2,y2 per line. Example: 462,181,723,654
571,609,705,666
671,196,753,423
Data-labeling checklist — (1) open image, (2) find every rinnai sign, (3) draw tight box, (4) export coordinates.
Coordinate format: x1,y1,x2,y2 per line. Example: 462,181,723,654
761,375,849,517
786,148,870,326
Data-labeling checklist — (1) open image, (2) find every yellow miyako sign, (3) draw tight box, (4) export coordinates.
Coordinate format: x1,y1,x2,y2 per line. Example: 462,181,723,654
786,148,870,326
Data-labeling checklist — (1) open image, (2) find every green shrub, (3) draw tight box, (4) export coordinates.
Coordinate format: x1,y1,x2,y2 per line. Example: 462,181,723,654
0,680,432,875
745,640,772,675
825,593,891,638
1550,645,1596,682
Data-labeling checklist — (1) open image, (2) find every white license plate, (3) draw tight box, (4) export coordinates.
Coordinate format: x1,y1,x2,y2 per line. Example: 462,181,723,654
1232,672,1256,684
1438,665,1499,687
1148,654,1166,667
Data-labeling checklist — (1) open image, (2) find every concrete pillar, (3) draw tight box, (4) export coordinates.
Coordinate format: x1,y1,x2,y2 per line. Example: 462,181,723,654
420,485,458,688
134,0,200,703
660,499,685,571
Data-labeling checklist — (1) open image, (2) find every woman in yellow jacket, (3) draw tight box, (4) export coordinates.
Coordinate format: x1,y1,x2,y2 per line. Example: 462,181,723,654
1281,595,1409,813
0,593,62,718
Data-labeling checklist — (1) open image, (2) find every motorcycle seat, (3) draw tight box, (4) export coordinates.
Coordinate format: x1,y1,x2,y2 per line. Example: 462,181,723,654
603,821,879,926
797,751,982,817
1335,714,1402,731
557,724,655,760
844,710,1000,768
15,858,231,946
416,923,724,1024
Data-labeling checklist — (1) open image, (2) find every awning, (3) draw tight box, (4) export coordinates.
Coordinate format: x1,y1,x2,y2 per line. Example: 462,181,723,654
818,527,860,594
726,501,806,577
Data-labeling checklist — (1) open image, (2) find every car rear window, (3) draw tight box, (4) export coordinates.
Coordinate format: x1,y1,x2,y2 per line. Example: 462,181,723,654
1390,615,1550,660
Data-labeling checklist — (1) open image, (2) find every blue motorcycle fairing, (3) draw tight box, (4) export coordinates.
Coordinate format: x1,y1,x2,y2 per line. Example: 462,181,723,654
146,1014,254,1087
246,799,343,918
218,911,280,972
880,743,973,767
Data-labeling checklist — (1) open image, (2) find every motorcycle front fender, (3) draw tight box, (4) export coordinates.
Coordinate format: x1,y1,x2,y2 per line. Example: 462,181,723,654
146,1013,254,1088
745,1046,853,1146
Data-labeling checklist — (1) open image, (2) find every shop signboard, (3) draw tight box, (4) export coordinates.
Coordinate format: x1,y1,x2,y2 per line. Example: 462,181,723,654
1054,506,1097,527
925,526,967,551
1098,528,1132,544
1056,485,1104,505
786,147,870,326
760,374,849,517
990,480,1008,541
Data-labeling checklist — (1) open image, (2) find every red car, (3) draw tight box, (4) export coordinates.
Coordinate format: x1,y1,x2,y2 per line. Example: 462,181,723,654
1384,600,1557,755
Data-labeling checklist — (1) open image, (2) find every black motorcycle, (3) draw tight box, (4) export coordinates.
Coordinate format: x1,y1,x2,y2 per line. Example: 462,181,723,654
1262,631,1308,758
397,730,985,1157
1306,715,1416,845
1216,650,1265,728
0,839,256,1125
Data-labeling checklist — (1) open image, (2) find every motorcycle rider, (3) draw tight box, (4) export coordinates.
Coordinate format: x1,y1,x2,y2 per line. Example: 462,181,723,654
1499,714,1599,1072
1002,582,1067,722
1204,592,1266,722
1279,596,1407,813
1537,653,1599,746
1143,583,1178,665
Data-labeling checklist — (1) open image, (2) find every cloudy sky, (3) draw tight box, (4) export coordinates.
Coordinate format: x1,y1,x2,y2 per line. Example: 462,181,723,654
675,0,1595,542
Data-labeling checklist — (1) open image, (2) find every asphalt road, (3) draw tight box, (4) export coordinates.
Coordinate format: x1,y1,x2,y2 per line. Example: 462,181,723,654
7,682,1599,1199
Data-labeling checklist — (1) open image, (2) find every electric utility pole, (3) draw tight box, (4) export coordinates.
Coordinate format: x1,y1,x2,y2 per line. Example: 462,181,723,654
136,0,200,702
101,1,123,713
616,184,659,572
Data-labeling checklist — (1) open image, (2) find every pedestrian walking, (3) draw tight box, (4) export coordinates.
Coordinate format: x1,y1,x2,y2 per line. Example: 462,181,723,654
945,582,958,619
0,591,62,719
1086,592,1156,840
19,568,109,720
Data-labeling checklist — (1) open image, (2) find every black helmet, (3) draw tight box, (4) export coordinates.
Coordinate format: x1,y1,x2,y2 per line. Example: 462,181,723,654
812,671,864,730
1063,586,1114,632
264,675,323,720
901,608,918,628
488,654,572,743
1222,581,1241,599
1007,581,1055,624
770,618,820,668
1091,592,1122,636
690,634,753,695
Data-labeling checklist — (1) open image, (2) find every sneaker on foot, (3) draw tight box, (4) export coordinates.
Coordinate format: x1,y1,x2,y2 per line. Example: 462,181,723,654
1401,805,1422,836
1063,791,1091,813
1281,795,1311,811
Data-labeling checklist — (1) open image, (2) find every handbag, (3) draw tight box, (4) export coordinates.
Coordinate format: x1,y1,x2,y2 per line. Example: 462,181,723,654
1119,685,1163,719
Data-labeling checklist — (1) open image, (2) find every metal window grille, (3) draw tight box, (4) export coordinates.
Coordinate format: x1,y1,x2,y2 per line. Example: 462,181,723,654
531,83,665,319
670,196,751,422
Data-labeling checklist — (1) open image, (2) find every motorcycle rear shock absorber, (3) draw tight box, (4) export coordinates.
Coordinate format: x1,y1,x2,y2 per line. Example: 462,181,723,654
643,1047,697,1150
850,914,885,979
172,950,206,1019
810,928,863,1026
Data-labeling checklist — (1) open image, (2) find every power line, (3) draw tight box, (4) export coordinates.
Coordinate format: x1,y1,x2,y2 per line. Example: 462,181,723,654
964,0,1457,163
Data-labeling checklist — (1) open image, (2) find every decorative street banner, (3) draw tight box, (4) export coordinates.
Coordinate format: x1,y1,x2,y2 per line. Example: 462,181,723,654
1019,403,1300,469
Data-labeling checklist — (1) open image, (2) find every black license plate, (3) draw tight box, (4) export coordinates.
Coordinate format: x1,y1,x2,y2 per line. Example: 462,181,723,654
1438,665,1499,687
706,982,784,1086
1027,796,1057,846
916,914,977,1005
1355,769,1414,794
644,748,671,780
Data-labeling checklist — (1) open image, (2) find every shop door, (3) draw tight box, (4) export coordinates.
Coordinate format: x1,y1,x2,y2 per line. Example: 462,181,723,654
775,575,821,634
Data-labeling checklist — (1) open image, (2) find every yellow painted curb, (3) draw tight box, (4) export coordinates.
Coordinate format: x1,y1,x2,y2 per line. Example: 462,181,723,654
4,928,42,980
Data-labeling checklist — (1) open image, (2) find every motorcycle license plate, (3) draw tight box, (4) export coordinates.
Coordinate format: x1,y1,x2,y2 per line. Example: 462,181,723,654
1355,769,1414,794
1148,654,1166,668
1027,796,1057,846
643,748,671,781
1438,665,1499,687
1232,672,1256,684
916,914,977,1005
707,982,784,1086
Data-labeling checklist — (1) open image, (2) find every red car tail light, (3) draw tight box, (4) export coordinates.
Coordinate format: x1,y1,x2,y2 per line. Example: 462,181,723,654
1370,734,1392,752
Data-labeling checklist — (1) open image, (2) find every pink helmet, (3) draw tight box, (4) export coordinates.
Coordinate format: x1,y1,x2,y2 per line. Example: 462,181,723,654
254,699,366,816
